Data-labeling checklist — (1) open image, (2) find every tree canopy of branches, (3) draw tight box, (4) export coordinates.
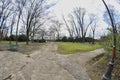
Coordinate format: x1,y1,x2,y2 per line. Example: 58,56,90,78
0,0,12,40
0,0,55,44
63,7,95,42
50,20,63,40
20,0,54,45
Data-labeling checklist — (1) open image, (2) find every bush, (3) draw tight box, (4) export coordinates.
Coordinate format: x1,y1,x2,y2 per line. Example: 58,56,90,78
57,36,95,43
18,34,27,42
101,27,120,54
3,36,9,41
9,35,16,41
39,39,46,43
61,36,67,42
74,37,82,42
33,39,46,43
3,34,27,42
85,37,94,42
68,37,74,42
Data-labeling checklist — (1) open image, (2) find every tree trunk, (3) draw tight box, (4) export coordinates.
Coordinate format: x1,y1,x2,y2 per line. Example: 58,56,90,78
31,31,35,43
26,29,29,45
0,31,3,41
82,36,85,42
92,32,95,44
9,26,13,44
57,33,59,40
16,13,21,45
0,19,5,41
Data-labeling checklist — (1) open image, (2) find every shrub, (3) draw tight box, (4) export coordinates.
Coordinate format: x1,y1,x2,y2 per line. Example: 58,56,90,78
33,39,46,43
85,37,94,42
58,36,95,43
101,28,120,54
68,37,74,42
18,34,27,42
9,35,16,41
3,36,9,41
39,39,46,43
74,37,82,42
3,34,27,42
61,36,67,42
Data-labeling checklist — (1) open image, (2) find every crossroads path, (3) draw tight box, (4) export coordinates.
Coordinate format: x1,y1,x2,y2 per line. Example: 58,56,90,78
0,42,105,80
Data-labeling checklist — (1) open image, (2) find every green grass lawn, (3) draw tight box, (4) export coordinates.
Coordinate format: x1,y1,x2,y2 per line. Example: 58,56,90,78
57,42,101,54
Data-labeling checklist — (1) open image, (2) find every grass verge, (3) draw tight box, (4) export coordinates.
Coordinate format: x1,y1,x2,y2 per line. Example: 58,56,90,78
87,55,120,80
57,42,101,54
87,56,108,80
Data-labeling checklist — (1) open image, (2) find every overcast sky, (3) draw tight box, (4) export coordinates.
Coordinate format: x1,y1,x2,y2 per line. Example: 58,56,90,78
48,0,120,38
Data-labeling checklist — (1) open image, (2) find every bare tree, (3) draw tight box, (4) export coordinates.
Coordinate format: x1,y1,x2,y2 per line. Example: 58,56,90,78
9,14,16,44
90,14,97,44
91,21,97,44
39,28,47,40
68,14,80,38
73,7,94,42
51,20,63,40
62,8,95,42
0,0,12,40
62,15,74,38
22,0,53,45
48,26,56,41
15,0,26,45
30,17,52,42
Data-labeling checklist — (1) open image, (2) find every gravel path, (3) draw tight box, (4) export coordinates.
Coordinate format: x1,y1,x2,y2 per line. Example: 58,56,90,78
0,42,105,80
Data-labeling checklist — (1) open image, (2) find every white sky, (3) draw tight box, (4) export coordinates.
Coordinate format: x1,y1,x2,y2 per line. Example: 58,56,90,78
49,0,120,38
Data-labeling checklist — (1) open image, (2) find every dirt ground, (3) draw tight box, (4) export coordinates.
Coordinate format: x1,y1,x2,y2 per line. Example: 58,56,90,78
0,42,105,80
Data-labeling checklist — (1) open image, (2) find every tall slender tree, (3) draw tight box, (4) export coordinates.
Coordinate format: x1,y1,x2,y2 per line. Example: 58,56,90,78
90,14,97,44
51,20,63,40
22,0,54,45
15,0,26,45
9,14,16,44
0,0,12,40
62,15,74,38
73,7,94,42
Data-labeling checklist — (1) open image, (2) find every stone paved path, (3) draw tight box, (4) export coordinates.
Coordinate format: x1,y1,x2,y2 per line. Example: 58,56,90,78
0,42,105,80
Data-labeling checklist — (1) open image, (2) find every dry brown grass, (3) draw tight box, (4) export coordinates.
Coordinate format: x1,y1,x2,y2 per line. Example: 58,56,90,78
0,41,46,55
87,55,120,80
18,43,46,55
